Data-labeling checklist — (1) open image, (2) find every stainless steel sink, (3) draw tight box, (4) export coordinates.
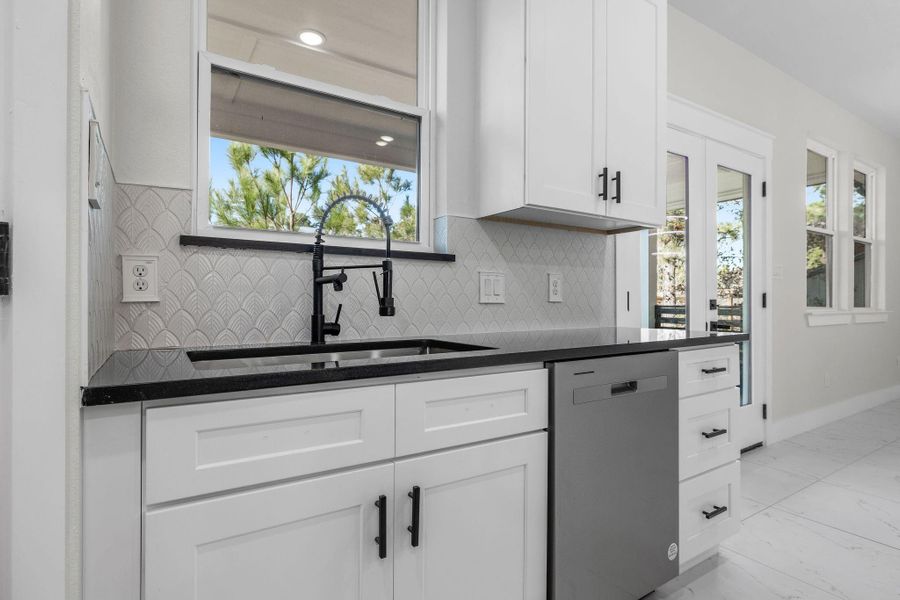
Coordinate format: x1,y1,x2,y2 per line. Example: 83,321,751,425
187,339,492,371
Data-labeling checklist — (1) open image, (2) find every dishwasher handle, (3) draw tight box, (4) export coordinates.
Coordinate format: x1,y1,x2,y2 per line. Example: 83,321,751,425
573,375,669,405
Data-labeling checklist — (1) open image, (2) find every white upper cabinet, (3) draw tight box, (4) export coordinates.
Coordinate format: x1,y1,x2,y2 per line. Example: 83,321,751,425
477,0,666,231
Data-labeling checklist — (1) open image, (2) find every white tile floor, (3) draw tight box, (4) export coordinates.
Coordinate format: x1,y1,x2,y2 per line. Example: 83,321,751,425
649,399,900,600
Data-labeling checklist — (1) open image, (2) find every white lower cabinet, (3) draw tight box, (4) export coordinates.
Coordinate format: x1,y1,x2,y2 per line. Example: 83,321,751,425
393,433,548,600
144,463,394,600
678,461,741,567
142,370,549,600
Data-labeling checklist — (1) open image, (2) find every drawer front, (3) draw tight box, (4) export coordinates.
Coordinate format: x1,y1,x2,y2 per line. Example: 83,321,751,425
678,345,740,398
680,388,739,481
679,460,741,567
395,369,548,455
145,386,395,505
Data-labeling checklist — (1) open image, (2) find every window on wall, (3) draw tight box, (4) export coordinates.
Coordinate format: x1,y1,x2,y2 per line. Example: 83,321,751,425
199,0,429,247
852,168,873,308
805,148,833,308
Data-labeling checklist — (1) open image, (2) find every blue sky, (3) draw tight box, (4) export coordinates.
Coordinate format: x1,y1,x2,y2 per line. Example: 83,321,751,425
208,137,418,226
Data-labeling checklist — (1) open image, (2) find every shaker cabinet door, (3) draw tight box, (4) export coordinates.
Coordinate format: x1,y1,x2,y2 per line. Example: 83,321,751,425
145,464,394,600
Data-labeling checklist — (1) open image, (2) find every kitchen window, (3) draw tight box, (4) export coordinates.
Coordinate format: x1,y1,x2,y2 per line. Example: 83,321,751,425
805,141,886,325
851,165,874,308
196,0,431,248
805,145,834,308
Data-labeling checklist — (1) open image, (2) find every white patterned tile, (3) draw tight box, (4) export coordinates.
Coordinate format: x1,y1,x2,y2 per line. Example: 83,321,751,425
741,462,817,506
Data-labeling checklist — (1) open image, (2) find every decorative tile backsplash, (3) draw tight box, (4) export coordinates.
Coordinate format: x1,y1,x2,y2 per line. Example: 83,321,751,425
91,181,615,364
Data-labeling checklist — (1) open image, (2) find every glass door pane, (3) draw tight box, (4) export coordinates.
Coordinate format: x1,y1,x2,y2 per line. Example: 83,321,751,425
716,166,751,406
646,153,689,329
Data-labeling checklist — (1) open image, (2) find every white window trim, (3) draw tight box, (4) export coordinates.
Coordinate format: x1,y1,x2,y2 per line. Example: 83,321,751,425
805,146,889,326
192,0,435,252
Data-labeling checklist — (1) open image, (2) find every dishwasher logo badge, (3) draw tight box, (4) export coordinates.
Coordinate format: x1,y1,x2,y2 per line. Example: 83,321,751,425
667,543,679,561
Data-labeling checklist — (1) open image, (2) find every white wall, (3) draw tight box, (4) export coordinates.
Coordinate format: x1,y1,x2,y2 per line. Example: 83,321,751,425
109,0,193,188
669,9,900,421
5,0,71,598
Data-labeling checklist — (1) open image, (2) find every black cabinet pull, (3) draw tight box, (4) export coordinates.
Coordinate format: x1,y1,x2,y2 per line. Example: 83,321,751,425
374,495,387,559
598,167,608,200
610,380,638,396
702,428,727,439
702,505,728,520
701,367,727,375
611,170,622,203
407,486,421,547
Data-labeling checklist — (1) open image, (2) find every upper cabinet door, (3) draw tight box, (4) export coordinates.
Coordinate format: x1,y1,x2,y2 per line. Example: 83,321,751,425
604,0,666,226
525,0,600,215
144,464,394,600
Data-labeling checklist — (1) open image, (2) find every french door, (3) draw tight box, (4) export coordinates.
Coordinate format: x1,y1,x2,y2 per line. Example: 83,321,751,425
643,130,767,450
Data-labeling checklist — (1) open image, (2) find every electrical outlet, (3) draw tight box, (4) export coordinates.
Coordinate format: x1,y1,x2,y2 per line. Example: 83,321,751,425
479,271,505,304
122,254,159,303
548,273,562,303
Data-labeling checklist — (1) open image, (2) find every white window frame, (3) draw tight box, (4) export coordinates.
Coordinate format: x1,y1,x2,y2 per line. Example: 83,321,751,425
805,140,837,314
805,142,888,326
193,0,435,251
848,159,886,319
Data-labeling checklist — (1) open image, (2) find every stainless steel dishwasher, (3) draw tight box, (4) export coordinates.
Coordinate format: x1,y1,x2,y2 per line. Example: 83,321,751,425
549,352,679,600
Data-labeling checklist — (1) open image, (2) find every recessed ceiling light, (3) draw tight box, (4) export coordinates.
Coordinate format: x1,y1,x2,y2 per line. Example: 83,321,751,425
298,30,326,47
375,140,389,147
380,135,394,142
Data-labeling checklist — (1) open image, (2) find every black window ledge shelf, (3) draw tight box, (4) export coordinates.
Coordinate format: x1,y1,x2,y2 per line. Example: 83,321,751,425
180,235,455,262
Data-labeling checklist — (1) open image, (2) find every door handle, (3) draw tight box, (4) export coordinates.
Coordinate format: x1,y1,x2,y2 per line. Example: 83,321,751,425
374,495,387,559
598,167,608,200
611,170,622,203
610,380,639,396
702,428,727,439
702,505,728,520
407,486,421,547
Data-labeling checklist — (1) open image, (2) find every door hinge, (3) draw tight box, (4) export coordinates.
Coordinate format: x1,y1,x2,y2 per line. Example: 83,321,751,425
762,181,767,197
0,222,9,296
762,404,768,420
762,292,767,308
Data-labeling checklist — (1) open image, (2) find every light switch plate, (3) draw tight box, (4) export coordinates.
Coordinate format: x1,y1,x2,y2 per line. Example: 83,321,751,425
122,254,160,303
479,271,505,304
548,273,562,302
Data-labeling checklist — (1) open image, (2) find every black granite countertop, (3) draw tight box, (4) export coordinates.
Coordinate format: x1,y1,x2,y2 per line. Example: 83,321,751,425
81,328,749,406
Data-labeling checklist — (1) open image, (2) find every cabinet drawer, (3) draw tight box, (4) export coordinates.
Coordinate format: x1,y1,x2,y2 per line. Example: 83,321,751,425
678,345,739,398
680,388,739,481
145,386,395,504
395,369,548,455
679,461,741,567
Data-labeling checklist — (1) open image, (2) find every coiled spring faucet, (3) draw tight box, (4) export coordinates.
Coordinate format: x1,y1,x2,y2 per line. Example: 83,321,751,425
310,195,395,345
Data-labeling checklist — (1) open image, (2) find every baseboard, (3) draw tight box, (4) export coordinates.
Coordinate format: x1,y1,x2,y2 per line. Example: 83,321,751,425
768,384,900,443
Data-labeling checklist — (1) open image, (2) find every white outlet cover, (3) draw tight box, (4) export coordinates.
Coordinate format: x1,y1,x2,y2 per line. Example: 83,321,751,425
122,254,160,303
479,271,505,304
548,273,563,303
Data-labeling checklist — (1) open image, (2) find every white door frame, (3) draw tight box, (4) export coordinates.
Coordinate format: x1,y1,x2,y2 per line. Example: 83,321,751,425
617,95,774,446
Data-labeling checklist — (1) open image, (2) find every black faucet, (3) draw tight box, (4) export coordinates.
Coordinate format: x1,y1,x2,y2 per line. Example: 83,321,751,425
311,194,396,345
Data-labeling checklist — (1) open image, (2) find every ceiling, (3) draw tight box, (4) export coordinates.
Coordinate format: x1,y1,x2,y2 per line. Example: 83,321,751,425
207,0,418,104
670,0,900,139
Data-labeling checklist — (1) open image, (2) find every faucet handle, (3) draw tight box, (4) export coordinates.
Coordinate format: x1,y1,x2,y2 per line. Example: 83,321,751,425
334,303,342,325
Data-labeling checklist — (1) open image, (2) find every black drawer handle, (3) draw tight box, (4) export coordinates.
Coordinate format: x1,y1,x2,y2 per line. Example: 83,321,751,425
703,505,728,520
611,170,622,203
611,380,638,396
702,428,727,439
407,486,421,547
375,495,387,559
701,367,728,375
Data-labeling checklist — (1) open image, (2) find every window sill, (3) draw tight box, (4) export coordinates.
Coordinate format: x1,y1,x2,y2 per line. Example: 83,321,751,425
180,235,456,262
806,309,890,327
